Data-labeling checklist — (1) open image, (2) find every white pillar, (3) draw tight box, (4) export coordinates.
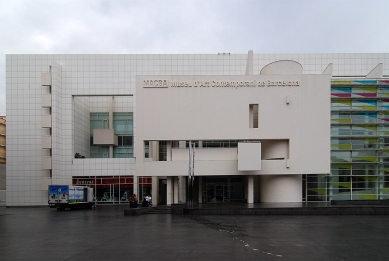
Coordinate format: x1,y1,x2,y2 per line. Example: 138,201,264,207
152,176,158,206
133,175,138,197
173,176,179,203
167,176,173,205
109,96,114,158
151,141,159,161
247,175,254,204
179,176,187,203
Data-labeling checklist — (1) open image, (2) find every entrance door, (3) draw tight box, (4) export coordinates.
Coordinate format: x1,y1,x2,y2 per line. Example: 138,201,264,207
203,176,243,203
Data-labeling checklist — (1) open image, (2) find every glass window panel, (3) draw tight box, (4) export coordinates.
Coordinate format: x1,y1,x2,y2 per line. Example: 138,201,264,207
352,150,377,163
351,138,377,149
352,100,376,110
331,126,351,136
351,87,377,98
351,126,376,136
351,164,377,171
90,146,109,158
378,126,389,136
331,112,351,124
331,151,351,162
378,100,389,110
123,136,133,146
329,193,351,200
378,87,389,98
331,168,351,176
379,152,389,163
378,112,389,123
113,147,133,158
90,113,109,135
331,100,351,110
352,176,376,191
331,87,351,98
379,138,389,149
113,112,133,135
331,138,351,150
351,112,377,123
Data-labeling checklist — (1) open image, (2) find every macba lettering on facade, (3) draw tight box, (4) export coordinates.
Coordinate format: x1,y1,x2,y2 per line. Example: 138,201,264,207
170,81,192,87
267,80,300,86
143,80,168,87
211,81,257,87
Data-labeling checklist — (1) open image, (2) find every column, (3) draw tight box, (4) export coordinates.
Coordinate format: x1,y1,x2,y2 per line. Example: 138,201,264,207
173,176,179,203
133,175,138,198
109,97,114,158
247,175,254,204
152,176,158,206
179,176,187,203
151,141,159,161
167,176,173,205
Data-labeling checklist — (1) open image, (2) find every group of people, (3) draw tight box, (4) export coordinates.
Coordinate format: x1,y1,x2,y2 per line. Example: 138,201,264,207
129,194,152,208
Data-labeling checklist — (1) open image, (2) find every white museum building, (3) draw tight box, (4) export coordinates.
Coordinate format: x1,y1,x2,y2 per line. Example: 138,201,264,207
5,51,389,206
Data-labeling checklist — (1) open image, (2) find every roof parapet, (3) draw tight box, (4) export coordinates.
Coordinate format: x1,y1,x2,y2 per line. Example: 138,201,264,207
322,63,333,76
245,50,253,75
366,63,383,78
260,60,303,75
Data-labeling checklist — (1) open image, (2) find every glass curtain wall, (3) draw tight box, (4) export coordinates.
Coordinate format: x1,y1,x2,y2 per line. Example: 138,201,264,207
72,176,152,204
90,112,133,158
305,79,389,201
90,113,109,158
113,112,133,158
72,176,134,204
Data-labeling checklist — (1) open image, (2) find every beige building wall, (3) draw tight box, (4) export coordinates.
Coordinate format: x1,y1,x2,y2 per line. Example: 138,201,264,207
136,73,331,177
135,68,331,203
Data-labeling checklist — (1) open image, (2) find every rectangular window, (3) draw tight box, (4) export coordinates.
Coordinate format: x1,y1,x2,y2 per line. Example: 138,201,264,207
144,141,150,158
249,104,258,128
113,112,133,135
90,113,109,135
118,136,133,146
159,141,167,161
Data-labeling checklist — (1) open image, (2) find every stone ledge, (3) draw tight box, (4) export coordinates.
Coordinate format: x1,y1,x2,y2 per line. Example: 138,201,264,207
331,200,389,205
124,208,149,216
181,207,389,215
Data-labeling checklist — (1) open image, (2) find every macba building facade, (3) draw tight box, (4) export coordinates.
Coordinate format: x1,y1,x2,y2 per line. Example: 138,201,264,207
5,51,389,206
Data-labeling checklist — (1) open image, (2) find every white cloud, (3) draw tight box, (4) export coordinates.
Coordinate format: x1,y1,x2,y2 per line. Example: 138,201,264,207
0,0,388,115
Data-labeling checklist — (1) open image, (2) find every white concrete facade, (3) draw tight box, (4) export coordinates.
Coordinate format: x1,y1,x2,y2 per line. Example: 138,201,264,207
135,62,331,203
5,52,389,206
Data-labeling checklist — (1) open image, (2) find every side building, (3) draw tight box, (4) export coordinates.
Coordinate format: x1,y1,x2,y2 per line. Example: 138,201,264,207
5,52,389,206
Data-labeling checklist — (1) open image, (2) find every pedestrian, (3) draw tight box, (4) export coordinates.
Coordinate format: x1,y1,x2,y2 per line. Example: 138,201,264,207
145,194,152,206
130,194,138,208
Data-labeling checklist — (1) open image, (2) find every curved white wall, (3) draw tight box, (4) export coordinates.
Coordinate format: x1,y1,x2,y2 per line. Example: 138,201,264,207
260,60,303,75
260,175,302,202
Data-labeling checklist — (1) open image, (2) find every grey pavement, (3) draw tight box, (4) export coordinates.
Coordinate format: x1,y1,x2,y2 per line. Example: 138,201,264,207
0,205,388,261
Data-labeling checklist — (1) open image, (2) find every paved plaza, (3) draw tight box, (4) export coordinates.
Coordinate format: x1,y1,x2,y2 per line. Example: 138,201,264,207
0,205,388,261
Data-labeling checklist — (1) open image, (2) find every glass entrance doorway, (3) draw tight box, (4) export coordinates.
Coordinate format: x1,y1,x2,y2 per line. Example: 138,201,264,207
202,176,245,203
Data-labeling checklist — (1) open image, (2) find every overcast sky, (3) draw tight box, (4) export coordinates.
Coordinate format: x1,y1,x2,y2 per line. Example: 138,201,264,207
1,0,388,115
